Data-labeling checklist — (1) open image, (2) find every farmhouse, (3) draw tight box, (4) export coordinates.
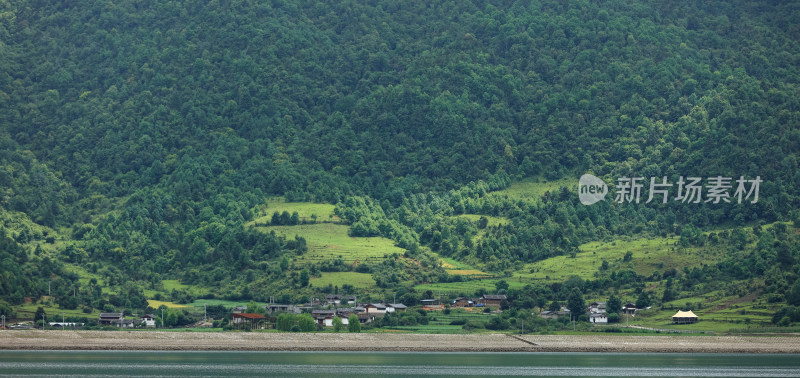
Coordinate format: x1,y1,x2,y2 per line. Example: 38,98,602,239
539,309,570,320
311,310,337,326
587,302,607,314
589,313,608,324
672,310,699,324
539,310,558,319
141,314,156,328
621,303,637,315
364,303,387,315
420,299,444,310
264,304,301,315
324,295,356,306
231,313,266,329
480,294,507,307
98,312,124,326
117,319,136,328
452,297,471,307
356,312,375,324
386,303,407,312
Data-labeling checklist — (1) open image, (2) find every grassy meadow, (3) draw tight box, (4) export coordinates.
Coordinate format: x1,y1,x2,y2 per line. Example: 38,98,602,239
492,177,577,200
251,197,337,224
258,223,405,266
514,236,713,283
310,272,376,289
455,214,508,228
15,301,98,320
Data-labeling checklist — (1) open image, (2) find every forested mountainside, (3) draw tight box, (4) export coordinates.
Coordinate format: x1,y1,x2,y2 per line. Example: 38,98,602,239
1,0,799,326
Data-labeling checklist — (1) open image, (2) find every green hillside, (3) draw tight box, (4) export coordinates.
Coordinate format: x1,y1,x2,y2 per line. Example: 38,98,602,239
0,0,799,332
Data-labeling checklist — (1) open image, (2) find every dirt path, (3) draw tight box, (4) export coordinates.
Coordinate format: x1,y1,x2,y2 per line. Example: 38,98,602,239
1,331,798,353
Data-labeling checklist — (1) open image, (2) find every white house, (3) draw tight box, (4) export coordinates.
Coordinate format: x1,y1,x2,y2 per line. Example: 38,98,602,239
386,303,407,313
141,314,156,328
590,313,608,324
587,302,607,314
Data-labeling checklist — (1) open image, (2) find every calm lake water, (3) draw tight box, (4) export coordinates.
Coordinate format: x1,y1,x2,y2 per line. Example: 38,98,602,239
0,351,799,377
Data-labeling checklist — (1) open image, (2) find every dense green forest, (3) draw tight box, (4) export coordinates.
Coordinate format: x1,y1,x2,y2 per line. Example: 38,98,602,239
1,0,799,329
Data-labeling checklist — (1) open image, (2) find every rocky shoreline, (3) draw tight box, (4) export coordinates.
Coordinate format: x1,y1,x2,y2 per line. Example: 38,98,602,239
1,331,799,353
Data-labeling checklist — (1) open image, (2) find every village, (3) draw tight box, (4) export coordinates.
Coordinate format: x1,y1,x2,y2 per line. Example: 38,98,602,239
25,294,699,332
92,294,507,330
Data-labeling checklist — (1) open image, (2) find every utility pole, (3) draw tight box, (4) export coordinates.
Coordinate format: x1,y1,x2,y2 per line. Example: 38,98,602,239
2,315,5,330
161,309,164,329
204,304,207,322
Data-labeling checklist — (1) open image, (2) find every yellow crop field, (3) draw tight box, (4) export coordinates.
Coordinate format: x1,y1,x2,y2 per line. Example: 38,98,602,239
147,300,190,309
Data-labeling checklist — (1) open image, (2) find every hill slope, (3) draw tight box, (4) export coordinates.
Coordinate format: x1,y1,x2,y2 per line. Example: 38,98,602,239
0,0,799,329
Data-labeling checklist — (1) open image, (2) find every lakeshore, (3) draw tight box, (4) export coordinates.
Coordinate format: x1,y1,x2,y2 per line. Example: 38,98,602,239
1,331,799,354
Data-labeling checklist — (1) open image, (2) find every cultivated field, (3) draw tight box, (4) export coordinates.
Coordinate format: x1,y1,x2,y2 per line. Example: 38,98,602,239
146,300,190,309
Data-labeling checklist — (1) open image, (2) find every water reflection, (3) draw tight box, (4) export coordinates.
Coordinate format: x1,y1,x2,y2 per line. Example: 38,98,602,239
0,352,798,377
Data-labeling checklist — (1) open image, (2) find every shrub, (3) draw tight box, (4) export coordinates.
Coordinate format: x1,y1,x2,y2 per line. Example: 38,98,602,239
333,317,344,332
462,320,485,331
486,317,510,330
298,314,316,332
348,315,361,333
